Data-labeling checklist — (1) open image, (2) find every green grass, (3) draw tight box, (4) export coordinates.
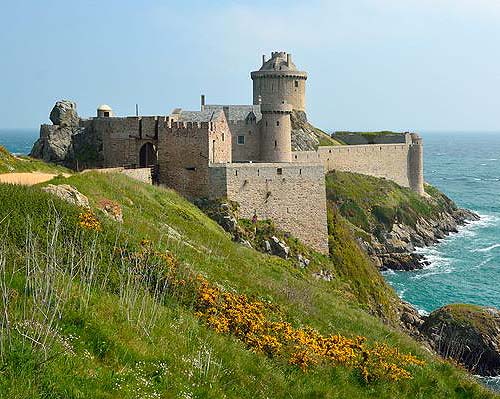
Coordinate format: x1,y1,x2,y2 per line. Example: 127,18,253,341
0,145,70,174
325,170,455,239
0,164,496,397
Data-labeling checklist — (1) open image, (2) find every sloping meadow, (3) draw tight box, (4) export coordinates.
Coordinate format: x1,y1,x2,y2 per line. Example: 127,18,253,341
0,171,494,398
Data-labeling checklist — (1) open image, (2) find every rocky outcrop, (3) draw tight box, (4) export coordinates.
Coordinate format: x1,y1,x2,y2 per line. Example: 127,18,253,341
291,111,340,151
420,304,500,376
42,184,90,208
359,208,479,271
49,100,79,127
31,101,103,169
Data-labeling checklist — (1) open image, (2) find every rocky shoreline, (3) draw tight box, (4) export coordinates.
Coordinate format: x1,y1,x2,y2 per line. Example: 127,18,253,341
360,206,480,272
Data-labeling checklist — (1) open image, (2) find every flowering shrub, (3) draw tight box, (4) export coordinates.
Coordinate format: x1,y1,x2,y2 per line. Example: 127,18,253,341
118,239,425,383
78,210,102,231
193,276,425,382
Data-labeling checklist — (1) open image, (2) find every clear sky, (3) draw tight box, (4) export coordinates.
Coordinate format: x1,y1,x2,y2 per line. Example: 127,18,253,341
1,0,499,131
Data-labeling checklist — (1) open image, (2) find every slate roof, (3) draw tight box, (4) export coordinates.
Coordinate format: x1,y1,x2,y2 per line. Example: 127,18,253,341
176,108,225,122
203,105,262,123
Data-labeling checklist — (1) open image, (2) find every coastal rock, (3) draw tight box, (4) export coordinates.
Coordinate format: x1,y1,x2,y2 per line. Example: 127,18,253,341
420,304,500,376
397,301,425,339
49,100,80,127
42,184,90,208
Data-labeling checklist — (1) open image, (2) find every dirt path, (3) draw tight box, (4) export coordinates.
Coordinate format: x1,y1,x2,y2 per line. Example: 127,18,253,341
0,172,70,186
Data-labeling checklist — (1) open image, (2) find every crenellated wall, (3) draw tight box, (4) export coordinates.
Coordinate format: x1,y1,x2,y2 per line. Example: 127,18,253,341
157,117,231,198
209,162,329,253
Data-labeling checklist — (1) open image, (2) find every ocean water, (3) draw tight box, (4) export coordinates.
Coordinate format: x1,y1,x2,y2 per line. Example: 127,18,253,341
383,132,500,314
1,129,499,388
0,129,39,155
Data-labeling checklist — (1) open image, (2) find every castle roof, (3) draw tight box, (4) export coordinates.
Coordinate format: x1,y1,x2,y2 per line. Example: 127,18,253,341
204,105,262,123
260,51,298,72
176,108,225,122
97,104,112,111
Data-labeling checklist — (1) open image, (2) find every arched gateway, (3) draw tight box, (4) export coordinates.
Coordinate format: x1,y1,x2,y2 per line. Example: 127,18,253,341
139,142,157,168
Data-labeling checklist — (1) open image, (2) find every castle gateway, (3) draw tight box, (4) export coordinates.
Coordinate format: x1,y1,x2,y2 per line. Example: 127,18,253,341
33,51,425,254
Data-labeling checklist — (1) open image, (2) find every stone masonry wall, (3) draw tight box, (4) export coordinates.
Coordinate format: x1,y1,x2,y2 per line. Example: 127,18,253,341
252,76,307,111
209,163,329,254
158,118,231,198
93,117,159,168
228,120,261,162
293,144,412,188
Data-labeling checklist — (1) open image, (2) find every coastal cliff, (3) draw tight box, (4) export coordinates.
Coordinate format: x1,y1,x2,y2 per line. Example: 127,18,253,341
325,170,479,271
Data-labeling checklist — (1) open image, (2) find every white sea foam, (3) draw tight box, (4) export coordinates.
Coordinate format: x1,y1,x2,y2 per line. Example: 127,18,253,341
410,267,454,280
472,243,500,253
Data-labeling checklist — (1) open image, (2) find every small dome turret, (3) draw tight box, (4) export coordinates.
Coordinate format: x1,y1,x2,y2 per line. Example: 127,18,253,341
97,104,113,117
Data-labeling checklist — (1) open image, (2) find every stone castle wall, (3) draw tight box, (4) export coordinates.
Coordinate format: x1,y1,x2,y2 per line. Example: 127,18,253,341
209,163,329,253
91,116,159,168
292,138,425,195
158,119,231,198
227,120,261,162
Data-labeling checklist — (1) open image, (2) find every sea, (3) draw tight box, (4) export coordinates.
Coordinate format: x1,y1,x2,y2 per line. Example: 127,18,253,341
1,128,499,389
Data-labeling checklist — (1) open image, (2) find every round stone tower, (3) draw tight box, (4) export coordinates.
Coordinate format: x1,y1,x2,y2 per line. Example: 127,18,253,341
260,102,292,162
408,133,425,196
251,51,307,112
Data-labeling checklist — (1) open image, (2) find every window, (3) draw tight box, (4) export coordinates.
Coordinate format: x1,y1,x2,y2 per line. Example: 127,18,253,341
276,121,280,126
294,81,299,88
277,168,283,175
237,135,245,145
222,133,225,141
104,111,110,117
274,140,277,148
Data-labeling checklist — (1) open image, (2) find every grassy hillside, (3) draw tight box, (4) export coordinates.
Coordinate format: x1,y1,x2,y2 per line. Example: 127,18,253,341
0,145,69,174
0,164,496,397
325,170,455,240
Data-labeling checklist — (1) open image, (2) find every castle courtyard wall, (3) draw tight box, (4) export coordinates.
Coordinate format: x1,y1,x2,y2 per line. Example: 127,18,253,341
209,163,329,254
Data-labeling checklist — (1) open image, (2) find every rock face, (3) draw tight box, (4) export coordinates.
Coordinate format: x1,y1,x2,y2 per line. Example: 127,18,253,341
291,111,339,151
360,208,479,271
420,304,500,376
42,184,90,208
49,100,79,127
31,101,103,169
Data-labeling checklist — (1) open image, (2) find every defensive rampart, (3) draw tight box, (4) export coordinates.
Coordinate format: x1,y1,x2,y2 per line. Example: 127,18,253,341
209,163,329,253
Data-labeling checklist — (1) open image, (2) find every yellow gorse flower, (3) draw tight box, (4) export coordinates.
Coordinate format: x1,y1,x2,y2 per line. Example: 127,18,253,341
78,210,102,231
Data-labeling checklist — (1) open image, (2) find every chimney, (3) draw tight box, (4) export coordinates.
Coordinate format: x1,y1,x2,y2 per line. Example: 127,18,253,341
201,94,205,111
262,54,266,66
287,53,292,67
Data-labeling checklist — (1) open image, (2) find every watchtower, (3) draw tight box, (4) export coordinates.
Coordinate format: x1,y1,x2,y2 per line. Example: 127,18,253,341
251,51,307,112
260,102,292,162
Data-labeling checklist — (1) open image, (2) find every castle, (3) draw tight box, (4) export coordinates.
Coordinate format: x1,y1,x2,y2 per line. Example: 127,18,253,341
34,51,425,254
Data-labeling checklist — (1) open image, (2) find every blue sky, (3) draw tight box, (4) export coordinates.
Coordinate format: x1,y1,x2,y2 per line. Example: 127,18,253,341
1,0,499,131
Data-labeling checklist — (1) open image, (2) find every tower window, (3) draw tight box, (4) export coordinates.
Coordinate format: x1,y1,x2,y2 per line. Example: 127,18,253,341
237,135,245,145
276,121,280,126
104,111,110,117
295,81,299,87
222,133,225,141
274,140,277,148
277,168,283,175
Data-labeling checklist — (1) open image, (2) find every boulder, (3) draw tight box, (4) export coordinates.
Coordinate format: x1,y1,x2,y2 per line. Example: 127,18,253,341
49,100,79,127
269,236,289,259
312,269,334,282
297,254,310,268
420,304,500,376
42,184,90,208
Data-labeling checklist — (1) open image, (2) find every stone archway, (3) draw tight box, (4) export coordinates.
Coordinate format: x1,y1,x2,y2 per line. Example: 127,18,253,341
139,142,157,168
